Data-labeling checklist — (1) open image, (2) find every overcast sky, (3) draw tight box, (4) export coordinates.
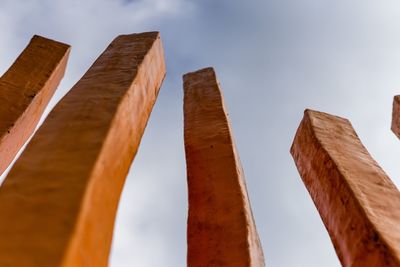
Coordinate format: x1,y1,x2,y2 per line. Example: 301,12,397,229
1,1,400,266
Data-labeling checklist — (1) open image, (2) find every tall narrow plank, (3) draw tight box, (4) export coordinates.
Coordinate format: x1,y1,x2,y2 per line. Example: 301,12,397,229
291,109,400,267
184,67,265,267
0,35,70,175
0,32,165,267
392,95,400,138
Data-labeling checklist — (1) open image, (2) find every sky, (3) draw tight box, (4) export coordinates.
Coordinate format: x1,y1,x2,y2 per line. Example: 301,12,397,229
1,0,400,266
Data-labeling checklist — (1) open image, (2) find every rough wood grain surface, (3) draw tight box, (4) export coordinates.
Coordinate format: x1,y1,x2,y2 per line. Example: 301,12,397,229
0,35,70,175
0,32,165,267
184,67,265,267
392,95,400,138
291,109,400,267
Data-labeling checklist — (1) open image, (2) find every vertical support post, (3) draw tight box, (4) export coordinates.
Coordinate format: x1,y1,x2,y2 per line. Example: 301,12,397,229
0,35,70,175
0,32,165,267
184,67,265,267
291,109,400,267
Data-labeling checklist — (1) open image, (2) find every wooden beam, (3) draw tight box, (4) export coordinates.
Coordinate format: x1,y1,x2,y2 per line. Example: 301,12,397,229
392,95,400,138
0,35,70,175
184,67,265,267
291,109,400,267
0,32,165,267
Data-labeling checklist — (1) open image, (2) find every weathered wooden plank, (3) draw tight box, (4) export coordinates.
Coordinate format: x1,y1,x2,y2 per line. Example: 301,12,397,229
0,32,165,267
184,67,265,267
291,109,400,267
0,35,70,175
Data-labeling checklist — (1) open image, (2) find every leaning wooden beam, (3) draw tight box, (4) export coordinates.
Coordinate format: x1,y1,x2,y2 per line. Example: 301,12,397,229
291,109,400,267
392,95,400,138
184,67,265,267
0,35,70,175
0,32,165,267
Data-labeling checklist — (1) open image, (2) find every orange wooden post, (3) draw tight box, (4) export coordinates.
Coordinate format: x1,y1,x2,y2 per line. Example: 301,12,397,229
291,109,400,267
0,32,165,267
0,35,70,175
184,67,265,267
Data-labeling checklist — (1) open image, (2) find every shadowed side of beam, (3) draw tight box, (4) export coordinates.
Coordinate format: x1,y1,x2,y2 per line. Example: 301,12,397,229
0,32,165,267
392,95,400,138
291,109,400,267
0,35,70,175
184,67,265,267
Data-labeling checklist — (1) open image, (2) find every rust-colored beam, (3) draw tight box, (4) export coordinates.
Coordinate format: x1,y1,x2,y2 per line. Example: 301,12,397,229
183,67,265,267
392,95,400,138
291,109,400,267
0,32,165,267
0,35,70,175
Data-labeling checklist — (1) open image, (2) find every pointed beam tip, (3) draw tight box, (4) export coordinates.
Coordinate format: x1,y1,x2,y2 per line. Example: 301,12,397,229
291,109,353,154
30,35,71,50
183,67,215,80
182,67,219,93
115,31,160,41
303,108,351,124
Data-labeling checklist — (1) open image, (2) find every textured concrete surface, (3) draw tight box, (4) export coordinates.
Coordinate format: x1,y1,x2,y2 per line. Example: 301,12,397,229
0,32,165,267
291,109,400,267
0,35,70,175
184,67,265,267
392,95,400,138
